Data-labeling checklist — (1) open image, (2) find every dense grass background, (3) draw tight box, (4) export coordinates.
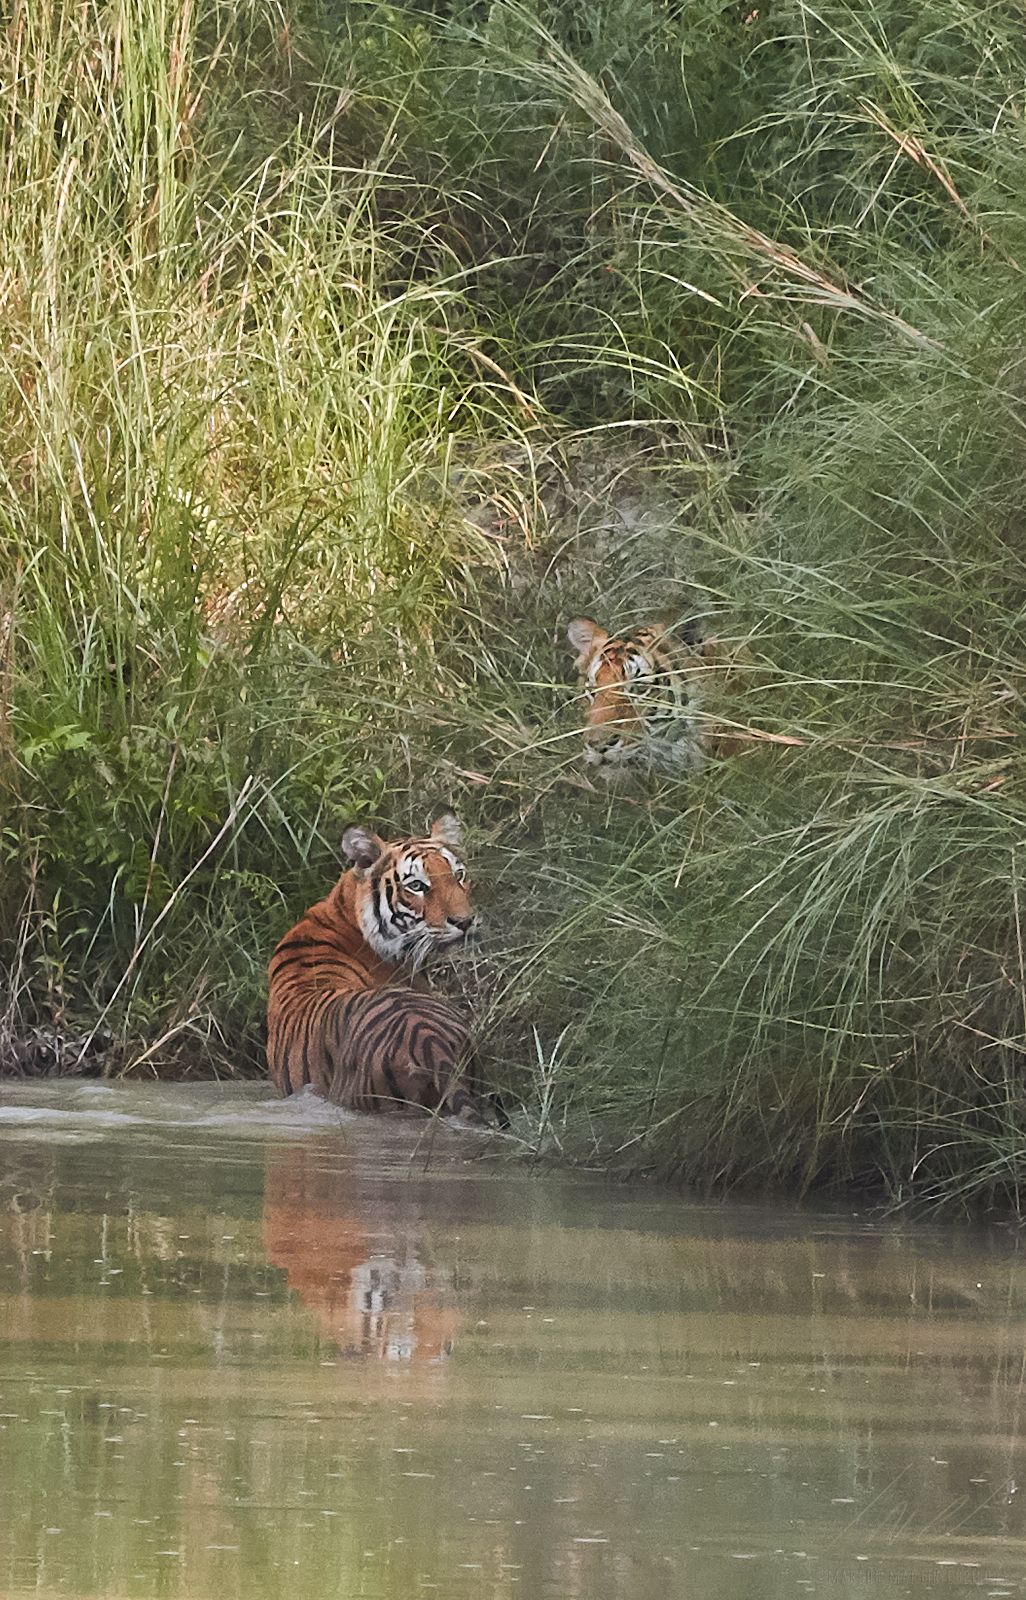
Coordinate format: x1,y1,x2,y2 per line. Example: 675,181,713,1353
3,0,1026,1208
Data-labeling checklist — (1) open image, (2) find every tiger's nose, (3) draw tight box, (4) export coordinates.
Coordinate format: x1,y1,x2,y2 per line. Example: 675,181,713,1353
449,915,475,932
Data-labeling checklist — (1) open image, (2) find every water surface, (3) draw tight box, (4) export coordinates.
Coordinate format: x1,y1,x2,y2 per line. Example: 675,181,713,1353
2,1081,1026,1598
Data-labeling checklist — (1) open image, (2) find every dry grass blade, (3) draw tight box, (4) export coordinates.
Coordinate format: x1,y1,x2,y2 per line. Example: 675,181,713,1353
487,1,939,349
861,99,1018,268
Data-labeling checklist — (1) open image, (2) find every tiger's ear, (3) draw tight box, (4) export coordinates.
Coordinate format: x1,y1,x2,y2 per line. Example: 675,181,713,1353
430,811,462,850
567,616,607,662
342,824,383,870
663,616,711,655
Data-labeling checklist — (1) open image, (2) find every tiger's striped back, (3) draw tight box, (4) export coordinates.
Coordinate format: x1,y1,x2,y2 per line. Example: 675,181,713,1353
267,813,502,1125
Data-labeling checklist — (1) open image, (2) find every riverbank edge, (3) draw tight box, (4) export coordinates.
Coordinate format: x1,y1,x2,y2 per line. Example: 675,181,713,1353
3,1032,1021,1222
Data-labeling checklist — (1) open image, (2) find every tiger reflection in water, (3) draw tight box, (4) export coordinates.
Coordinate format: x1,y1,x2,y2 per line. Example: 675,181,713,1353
262,1139,460,1366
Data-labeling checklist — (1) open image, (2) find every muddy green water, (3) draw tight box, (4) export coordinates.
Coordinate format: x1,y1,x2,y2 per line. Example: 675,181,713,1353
1,1086,1026,1599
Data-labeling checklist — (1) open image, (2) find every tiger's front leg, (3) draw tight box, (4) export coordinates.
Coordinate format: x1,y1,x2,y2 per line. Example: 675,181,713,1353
437,1050,509,1129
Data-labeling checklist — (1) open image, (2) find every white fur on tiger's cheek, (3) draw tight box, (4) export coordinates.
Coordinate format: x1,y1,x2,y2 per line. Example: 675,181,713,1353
361,869,427,960
359,890,396,959
359,884,405,960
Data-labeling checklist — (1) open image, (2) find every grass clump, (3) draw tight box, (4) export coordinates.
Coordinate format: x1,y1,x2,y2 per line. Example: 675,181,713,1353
0,0,529,1067
4,0,1026,1211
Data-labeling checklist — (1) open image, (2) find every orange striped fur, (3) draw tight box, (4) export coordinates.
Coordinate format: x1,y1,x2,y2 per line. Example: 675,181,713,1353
263,1141,461,1367
267,814,503,1124
568,615,747,776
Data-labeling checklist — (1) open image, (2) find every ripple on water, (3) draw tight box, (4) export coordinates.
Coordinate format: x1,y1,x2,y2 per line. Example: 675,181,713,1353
3,1082,1026,1600
0,1081,356,1142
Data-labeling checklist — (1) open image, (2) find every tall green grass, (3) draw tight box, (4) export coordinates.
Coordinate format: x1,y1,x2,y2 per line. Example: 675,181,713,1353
0,0,529,1065
4,0,1026,1210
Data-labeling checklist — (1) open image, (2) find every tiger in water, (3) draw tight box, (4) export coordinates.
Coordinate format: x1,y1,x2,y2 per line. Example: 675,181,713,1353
266,813,504,1125
567,614,747,778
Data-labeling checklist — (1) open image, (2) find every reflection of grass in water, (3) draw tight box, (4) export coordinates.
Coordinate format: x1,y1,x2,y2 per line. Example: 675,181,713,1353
4,1126,1026,1595
3,2,1026,1207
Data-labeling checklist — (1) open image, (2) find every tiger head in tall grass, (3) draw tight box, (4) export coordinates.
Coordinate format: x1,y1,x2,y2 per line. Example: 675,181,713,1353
567,614,752,777
338,811,481,967
267,814,504,1124
567,615,715,778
